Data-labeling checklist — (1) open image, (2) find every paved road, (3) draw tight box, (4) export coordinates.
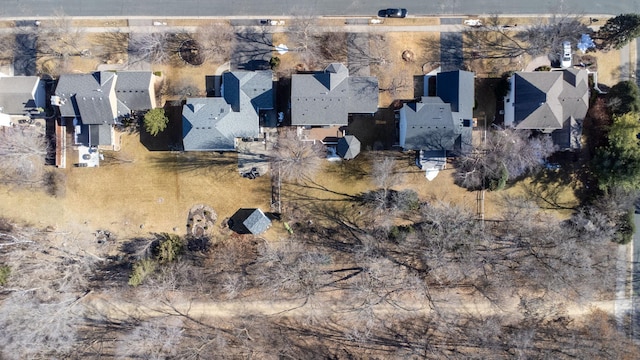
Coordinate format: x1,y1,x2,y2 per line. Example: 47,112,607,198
633,213,640,337
1,0,637,18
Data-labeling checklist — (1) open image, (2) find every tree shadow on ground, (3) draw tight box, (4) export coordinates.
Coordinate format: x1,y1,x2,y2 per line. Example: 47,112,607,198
150,152,237,173
140,104,184,151
232,28,273,71
324,156,369,182
348,108,396,151
523,151,588,210
14,32,37,75
282,179,360,205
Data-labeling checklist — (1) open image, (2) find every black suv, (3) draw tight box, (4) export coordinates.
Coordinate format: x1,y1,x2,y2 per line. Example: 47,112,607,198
378,8,408,18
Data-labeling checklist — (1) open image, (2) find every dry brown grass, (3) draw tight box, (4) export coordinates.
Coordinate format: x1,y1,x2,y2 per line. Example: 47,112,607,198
0,133,270,238
377,32,437,106
593,48,623,87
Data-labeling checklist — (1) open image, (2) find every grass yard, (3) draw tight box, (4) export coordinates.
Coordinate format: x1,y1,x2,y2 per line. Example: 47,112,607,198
0,133,271,240
377,32,438,106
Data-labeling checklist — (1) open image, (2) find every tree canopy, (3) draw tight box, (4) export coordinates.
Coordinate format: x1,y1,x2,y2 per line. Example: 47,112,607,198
454,129,556,190
596,14,640,51
606,80,640,115
592,112,640,191
143,108,169,136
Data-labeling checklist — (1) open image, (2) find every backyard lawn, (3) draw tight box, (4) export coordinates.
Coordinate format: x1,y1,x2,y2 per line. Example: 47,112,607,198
0,133,271,239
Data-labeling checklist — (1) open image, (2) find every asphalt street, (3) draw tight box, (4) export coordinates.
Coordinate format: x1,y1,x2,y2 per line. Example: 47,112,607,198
1,0,637,18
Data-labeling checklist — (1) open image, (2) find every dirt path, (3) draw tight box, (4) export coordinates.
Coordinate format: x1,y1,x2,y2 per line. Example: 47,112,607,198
84,292,618,323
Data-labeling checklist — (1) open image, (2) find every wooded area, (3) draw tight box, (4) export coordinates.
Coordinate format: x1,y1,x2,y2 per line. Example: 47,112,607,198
0,184,637,358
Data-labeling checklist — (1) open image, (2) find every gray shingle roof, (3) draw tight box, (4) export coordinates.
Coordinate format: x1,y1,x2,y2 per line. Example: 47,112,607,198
223,70,273,112
88,124,113,146
183,71,272,151
55,71,119,124
291,63,378,126
436,70,474,119
0,76,41,115
337,135,361,159
229,208,271,234
399,70,474,153
114,71,155,111
512,69,589,149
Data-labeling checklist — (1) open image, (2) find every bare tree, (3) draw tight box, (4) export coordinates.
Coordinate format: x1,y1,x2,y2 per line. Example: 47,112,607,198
378,77,409,96
37,12,85,57
116,317,184,359
195,22,236,63
92,30,129,64
271,129,325,183
128,32,171,64
0,224,96,359
0,127,48,186
0,292,85,359
288,12,321,67
455,129,556,190
463,14,588,61
252,239,333,301
318,32,348,63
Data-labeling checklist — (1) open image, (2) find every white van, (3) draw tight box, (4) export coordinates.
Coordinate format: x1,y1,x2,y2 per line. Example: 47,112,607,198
561,41,572,68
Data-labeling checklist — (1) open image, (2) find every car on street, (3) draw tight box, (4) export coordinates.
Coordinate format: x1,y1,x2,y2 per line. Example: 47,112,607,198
378,8,407,18
561,41,572,68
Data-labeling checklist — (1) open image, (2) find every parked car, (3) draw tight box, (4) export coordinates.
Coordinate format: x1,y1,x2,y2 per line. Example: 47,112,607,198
561,41,572,68
378,8,407,18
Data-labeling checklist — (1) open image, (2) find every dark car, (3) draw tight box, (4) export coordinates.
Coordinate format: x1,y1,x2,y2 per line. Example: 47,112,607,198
378,8,407,18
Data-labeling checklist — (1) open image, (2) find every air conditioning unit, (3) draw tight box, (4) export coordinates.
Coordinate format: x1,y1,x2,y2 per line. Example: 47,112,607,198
50,95,65,106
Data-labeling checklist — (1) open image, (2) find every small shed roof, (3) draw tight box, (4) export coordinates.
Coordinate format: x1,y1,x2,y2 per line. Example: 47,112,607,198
336,135,361,160
229,208,271,235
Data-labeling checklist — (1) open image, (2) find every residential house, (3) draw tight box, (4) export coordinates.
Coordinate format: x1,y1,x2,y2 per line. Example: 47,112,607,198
182,70,273,151
504,69,588,150
114,71,157,112
397,70,474,156
54,71,156,148
0,76,46,125
291,63,378,127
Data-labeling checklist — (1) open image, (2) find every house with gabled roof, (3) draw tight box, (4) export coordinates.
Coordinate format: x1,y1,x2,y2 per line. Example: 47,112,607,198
54,71,119,147
291,63,378,127
397,70,474,155
182,70,273,151
115,71,156,112
54,71,157,148
0,76,45,119
504,68,588,150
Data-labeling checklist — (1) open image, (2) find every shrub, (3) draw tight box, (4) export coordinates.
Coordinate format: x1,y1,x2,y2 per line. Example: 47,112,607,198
488,163,509,191
269,56,281,70
614,209,635,244
128,259,157,287
143,108,169,136
0,265,10,286
388,225,414,243
152,233,184,264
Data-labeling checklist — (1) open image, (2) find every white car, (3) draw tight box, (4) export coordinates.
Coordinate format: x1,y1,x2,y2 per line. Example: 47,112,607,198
561,41,572,68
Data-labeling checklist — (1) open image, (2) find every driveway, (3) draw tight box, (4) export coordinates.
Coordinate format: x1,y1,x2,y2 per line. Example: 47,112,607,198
231,27,273,71
440,32,463,72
